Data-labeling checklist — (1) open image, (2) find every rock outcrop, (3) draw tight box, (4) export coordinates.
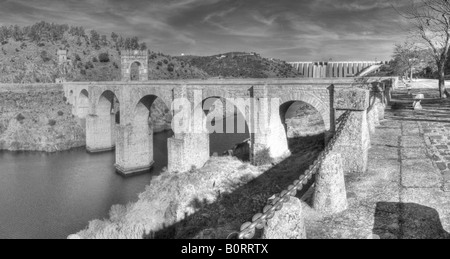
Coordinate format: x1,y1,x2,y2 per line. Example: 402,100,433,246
0,84,85,152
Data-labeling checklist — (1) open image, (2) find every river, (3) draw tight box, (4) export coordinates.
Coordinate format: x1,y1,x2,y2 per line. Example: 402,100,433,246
0,116,249,239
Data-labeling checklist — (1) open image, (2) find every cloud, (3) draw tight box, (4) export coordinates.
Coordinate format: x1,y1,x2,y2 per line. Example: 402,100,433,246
0,0,410,61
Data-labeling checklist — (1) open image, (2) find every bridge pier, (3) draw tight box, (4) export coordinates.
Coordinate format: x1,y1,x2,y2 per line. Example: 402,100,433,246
115,123,154,176
168,132,210,173
333,88,370,174
86,113,116,153
251,94,290,164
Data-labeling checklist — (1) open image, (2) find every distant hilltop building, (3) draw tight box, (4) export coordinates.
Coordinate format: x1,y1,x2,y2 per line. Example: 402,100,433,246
288,61,390,78
56,49,71,81
57,49,69,65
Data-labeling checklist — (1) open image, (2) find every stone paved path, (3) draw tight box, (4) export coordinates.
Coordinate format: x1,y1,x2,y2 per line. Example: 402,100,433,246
305,87,450,239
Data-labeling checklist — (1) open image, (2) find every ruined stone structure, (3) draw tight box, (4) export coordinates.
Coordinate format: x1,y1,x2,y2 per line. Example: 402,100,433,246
63,77,394,176
121,50,149,82
289,61,390,78
57,50,68,65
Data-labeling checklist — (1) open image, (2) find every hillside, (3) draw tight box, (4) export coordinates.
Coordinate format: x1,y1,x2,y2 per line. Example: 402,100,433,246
177,52,302,78
0,84,85,152
0,23,305,83
0,22,208,83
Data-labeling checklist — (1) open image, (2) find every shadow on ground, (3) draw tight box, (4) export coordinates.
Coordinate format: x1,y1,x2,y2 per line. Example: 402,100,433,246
144,134,326,239
373,202,450,239
388,88,450,123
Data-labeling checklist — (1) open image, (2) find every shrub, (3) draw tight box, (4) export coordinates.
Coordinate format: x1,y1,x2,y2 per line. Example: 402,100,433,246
98,53,110,63
85,61,94,69
48,119,57,126
157,61,163,66
92,57,99,63
63,96,67,102
163,59,169,64
253,148,272,166
57,111,64,116
16,113,25,122
40,51,51,62
167,63,175,72
75,54,81,61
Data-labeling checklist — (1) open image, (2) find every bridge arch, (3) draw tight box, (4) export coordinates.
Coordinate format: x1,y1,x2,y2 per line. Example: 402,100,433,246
97,90,120,117
86,90,120,153
278,92,331,131
194,96,251,161
77,89,89,119
130,61,142,81
115,94,173,174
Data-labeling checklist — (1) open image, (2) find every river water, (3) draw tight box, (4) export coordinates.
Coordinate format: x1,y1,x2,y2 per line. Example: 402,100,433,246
0,116,249,239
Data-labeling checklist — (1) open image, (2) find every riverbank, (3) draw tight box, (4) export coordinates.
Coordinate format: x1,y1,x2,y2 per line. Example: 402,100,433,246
0,84,85,152
71,134,325,239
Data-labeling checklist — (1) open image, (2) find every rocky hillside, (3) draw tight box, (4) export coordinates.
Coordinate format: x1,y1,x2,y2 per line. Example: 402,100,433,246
0,84,85,152
0,22,208,83
177,52,302,78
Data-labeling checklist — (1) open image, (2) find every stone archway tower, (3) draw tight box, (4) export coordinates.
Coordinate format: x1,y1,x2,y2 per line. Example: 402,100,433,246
121,50,149,81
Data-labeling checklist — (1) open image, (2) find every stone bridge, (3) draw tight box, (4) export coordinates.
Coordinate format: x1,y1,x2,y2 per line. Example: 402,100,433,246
63,77,394,176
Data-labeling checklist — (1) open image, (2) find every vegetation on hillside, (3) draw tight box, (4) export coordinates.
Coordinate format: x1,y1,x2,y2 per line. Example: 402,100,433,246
177,52,302,78
0,87,85,152
0,22,207,83
0,22,303,83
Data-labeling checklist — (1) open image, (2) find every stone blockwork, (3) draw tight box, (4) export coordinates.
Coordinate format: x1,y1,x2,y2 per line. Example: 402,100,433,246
313,153,348,215
121,50,149,82
259,84,389,239
333,88,371,174
263,197,307,239
63,78,389,176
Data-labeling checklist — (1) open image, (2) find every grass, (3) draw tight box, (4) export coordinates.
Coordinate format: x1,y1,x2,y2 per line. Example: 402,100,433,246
74,134,325,239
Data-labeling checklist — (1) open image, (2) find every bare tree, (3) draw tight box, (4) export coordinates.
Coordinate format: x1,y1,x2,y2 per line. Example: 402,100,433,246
397,0,450,98
392,41,424,79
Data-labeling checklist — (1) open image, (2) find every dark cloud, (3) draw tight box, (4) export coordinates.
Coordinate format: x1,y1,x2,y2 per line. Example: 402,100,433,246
0,0,411,61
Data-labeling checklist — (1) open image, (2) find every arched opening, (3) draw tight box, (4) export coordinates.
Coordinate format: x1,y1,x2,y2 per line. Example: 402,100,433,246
130,62,141,81
96,90,120,150
279,101,326,154
200,97,251,161
131,95,173,173
77,89,89,118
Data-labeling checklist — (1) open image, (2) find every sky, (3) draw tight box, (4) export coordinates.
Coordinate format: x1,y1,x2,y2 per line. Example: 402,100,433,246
0,0,412,61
